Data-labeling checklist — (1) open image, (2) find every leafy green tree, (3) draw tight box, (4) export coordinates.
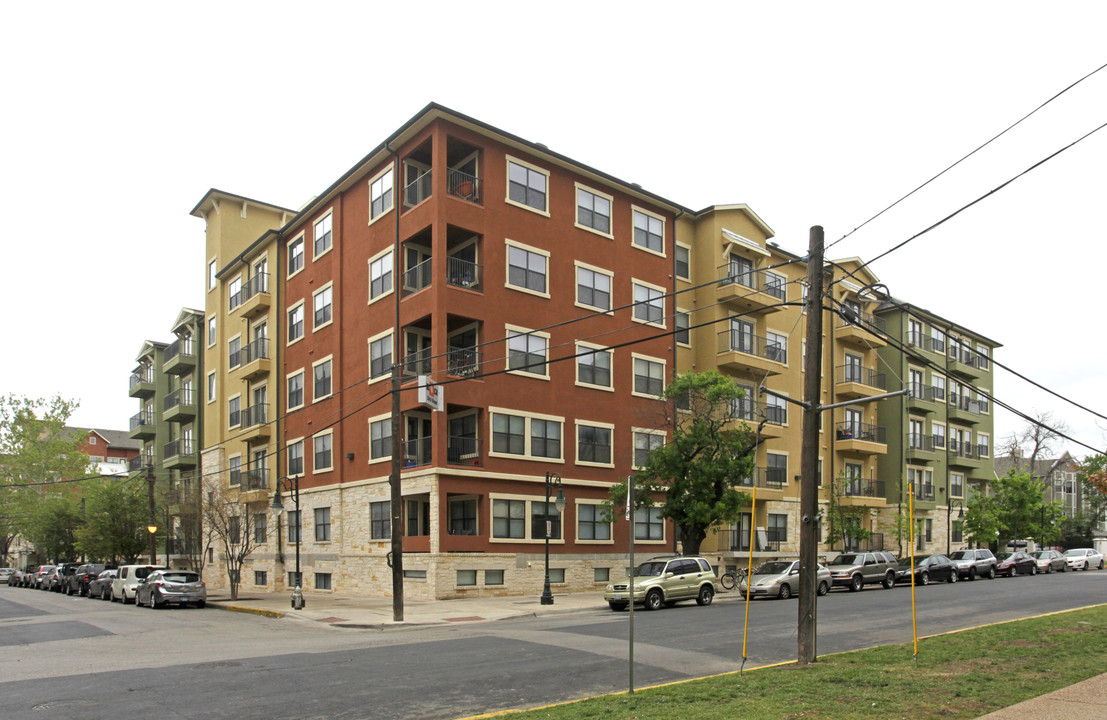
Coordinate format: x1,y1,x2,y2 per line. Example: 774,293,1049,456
22,494,83,562
75,476,147,563
969,471,1057,551
609,371,758,556
825,471,873,551
963,489,1000,550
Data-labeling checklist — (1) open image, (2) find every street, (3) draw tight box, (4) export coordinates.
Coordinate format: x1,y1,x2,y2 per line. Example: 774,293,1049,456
2,571,1106,719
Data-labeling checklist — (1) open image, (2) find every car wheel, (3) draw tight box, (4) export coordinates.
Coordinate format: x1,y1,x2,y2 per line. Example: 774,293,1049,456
195,601,206,609
1084,562,1090,571
644,589,663,611
848,574,863,592
1030,565,1037,575
986,566,996,579
151,591,161,609
948,570,958,583
818,580,829,596
608,602,627,611
122,590,129,604
778,583,792,600
883,571,896,589
920,572,930,586
1099,561,1104,570
968,567,977,581
697,584,715,606
1046,564,1052,574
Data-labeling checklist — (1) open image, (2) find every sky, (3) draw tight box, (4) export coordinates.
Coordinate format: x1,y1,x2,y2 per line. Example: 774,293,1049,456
2,1,1105,460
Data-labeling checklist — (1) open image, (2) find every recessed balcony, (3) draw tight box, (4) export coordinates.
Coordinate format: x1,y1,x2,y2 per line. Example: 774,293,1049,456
163,337,197,376
735,467,787,501
840,479,887,508
835,365,886,400
239,468,271,503
716,329,786,376
715,265,786,314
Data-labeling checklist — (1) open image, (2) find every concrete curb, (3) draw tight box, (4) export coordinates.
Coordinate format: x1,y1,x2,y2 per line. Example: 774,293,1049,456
210,602,286,619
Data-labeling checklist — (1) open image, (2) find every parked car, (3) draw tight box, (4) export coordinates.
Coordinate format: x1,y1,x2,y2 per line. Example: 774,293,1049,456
38,565,61,590
896,554,959,585
1063,548,1105,571
738,560,831,599
604,555,718,611
50,563,82,592
0,568,13,583
88,569,118,600
135,570,207,609
1031,550,1067,574
21,565,41,588
996,552,1038,577
6,569,22,586
68,564,115,596
111,564,167,603
826,551,899,591
948,548,998,580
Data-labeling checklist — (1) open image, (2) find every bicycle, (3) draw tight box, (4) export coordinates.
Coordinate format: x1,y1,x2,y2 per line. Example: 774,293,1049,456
719,567,747,591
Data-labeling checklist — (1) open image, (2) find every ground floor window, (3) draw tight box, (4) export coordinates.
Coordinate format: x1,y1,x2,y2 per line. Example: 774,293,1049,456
370,501,390,539
254,570,267,586
485,570,504,585
548,568,565,583
594,567,610,583
634,507,663,541
457,570,477,586
315,573,331,590
449,497,478,535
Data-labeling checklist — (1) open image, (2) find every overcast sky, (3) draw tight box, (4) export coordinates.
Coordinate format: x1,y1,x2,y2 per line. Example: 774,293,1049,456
3,2,1105,459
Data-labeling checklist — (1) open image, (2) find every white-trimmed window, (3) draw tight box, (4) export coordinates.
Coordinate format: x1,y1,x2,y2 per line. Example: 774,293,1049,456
312,284,333,330
506,157,549,214
287,370,305,411
766,393,788,425
313,214,333,258
675,243,690,280
506,240,548,296
228,335,242,370
313,430,333,473
634,506,664,542
369,415,391,461
314,508,331,542
506,327,549,378
491,495,563,542
978,432,990,458
576,502,612,542
575,263,612,312
766,330,788,364
369,166,394,222
288,235,304,277
575,184,612,236
632,280,665,326
312,356,333,402
576,343,612,390
228,275,242,312
576,421,614,466
287,438,304,476
675,310,690,345
287,302,304,344
207,371,216,404
208,259,218,291
228,454,242,486
632,207,665,254
489,408,564,462
633,428,665,468
950,471,965,498
228,395,241,429
207,316,216,347
369,249,393,302
368,331,393,382
632,355,665,398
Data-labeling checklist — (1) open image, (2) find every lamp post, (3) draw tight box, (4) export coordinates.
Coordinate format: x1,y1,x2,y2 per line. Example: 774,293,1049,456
146,525,158,565
270,475,304,609
540,471,567,605
946,499,963,556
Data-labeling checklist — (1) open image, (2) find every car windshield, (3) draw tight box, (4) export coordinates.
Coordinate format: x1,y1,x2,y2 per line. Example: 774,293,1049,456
134,567,160,580
997,553,1016,562
1063,550,1086,557
948,550,972,560
754,562,793,576
163,573,199,583
898,556,923,567
1031,552,1050,559
634,561,668,577
830,554,860,566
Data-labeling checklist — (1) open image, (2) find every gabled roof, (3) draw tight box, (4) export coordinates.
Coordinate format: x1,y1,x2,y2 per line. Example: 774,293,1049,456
170,308,204,335
63,426,142,450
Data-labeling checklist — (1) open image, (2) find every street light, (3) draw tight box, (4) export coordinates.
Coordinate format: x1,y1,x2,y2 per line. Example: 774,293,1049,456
146,525,158,565
946,500,963,555
270,475,304,610
540,471,567,605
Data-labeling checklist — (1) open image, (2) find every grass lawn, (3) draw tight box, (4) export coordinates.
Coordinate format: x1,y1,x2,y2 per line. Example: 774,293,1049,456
486,603,1107,720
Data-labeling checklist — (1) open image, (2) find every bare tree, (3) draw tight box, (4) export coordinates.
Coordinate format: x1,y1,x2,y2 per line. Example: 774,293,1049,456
999,411,1069,472
173,474,217,576
202,476,263,600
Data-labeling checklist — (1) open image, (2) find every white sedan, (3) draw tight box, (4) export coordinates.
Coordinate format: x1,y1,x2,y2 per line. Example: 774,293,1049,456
1063,548,1104,571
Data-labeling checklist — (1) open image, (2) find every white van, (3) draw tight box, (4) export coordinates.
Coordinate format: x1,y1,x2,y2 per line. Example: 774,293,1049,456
111,564,166,604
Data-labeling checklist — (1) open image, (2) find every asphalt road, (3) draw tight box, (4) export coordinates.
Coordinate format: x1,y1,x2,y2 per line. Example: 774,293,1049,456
2,569,1105,719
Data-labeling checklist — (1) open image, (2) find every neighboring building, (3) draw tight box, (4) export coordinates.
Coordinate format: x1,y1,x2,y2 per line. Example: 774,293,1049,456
65,427,140,475
995,451,1085,520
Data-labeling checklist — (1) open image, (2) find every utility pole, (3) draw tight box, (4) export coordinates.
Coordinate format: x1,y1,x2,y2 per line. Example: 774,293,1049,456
146,462,157,565
798,226,825,665
390,362,404,621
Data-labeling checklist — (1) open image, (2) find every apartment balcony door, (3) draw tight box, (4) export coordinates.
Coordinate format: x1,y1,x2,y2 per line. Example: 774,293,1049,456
844,353,863,384
844,408,863,437
731,318,755,354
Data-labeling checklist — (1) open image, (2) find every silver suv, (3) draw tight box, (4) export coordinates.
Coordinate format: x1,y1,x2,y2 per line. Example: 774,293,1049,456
827,551,899,591
604,556,718,611
948,548,997,580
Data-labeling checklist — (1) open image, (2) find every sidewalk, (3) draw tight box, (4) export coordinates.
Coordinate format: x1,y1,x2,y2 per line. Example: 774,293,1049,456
974,672,1107,720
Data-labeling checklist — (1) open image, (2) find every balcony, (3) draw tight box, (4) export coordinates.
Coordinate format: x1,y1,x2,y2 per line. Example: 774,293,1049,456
949,347,986,380
905,433,939,462
163,388,196,424
403,348,432,377
128,453,153,473
446,347,481,378
948,439,983,469
129,368,155,398
913,483,935,502
723,529,782,553
239,467,271,503
163,337,197,376
715,265,786,314
716,329,786,376
404,169,432,208
834,310,887,348
835,421,887,455
446,255,482,291
235,337,271,381
948,394,984,425
402,257,432,296
835,365,886,400
163,439,196,470
729,400,786,439
735,467,787,500
129,410,155,440
239,403,270,442
843,533,885,552
403,437,432,469
447,167,482,205
906,383,937,413
447,436,482,467
840,479,887,508
231,272,270,319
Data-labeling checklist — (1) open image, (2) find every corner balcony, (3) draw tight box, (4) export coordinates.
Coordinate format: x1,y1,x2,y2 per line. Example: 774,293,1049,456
402,437,433,470
234,337,271,382
163,439,196,470
128,452,153,474
715,265,786,314
948,394,985,425
129,369,155,398
163,337,197,376
835,421,887,455
906,383,938,414
840,479,887,508
905,433,939,462
238,403,270,443
835,365,886,400
446,167,482,206
129,410,155,440
163,388,196,424
716,329,786,377
834,310,887,349
446,436,483,467
230,273,270,319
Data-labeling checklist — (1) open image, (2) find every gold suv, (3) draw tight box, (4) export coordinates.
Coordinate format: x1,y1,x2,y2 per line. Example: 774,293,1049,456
604,555,719,611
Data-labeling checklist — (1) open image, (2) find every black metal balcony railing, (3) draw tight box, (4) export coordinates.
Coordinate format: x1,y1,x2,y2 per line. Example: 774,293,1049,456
914,483,935,501
843,479,886,498
165,539,195,556
128,454,152,473
837,308,886,334
447,347,480,377
403,437,432,468
835,421,886,444
163,388,194,411
951,347,983,369
242,337,270,364
844,533,885,552
836,365,887,390
403,257,432,294
244,468,269,491
129,368,153,389
716,264,786,301
164,337,194,363
906,331,925,348
725,530,781,553
735,467,786,490
241,403,268,429
164,438,194,460
729,399,786,426
403,348,432,376
949,394,982,415
949,439,981,460
404,170,432,207
447,436,482,466
129,410,153,431
446,256,481,290
907,433,934,451
717,329,787,364
908,383,934,401
447,168,482,204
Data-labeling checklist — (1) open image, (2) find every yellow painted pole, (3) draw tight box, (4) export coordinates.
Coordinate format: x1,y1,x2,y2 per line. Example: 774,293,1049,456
908,478,918,663
741,484,757,669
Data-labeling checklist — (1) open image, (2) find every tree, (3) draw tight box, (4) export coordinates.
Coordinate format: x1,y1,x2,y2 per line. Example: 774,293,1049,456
203,476,265,599
963,488,1000,550
825,471,873,551
172,474,215,576
609,371,759,556
999,411,1069,472
75,476,148,563
970,471,1057,551
1057,454,1107,548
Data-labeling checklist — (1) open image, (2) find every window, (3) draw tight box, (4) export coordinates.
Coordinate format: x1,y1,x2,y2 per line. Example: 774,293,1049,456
314,573,332,590
370,167,394,220
768,514,787,543
314,507,331,542
632,281,665,325
288,570,302,586
287,303,304,343
228,455,242,486
576,185,612,234
208,259,218,291
577,503,611,541
633,356,665,397
456,570,477,587
314,431,333,473
313,214,332,257
548,568,565,584
506,242,548,295
254,571,267,586
369,250,393,301
595,568,610,583
207,316,216,347
493,499,525,538
576,345,612,389
507,158,548,213
228,396,241,428
577,423,612,465
675,310,690,345
288,236,304,276
370,418,391,460
490,409,564,461
952,521,964,543
634,429,664,468
766,394,787,425
228,336,241,369
228,276,242,312
313,285,333,329
370,501,390,539
287,439,304,476
285,370,304,411
532,500,563,539
978,433,990,458
369,333,393,380
576,264,611,311
675,244,690,280
531,419,561,459
207,371,216,404
253,513,266,543
766,331,788,364
313,358,332,401
492,413,525,455
507,328,548,377
634,507,663,541
449,497,478,535
632,208,664,253
951,472,965,498
766,453,787,486
932,374,946,402
485,570,504,586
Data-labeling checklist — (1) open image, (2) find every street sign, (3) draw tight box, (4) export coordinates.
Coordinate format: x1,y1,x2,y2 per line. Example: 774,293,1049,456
418,375,443,411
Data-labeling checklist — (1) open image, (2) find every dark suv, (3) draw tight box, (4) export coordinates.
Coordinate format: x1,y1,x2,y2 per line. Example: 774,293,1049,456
948,548,997,580
51,563,83,592
68,564,115,596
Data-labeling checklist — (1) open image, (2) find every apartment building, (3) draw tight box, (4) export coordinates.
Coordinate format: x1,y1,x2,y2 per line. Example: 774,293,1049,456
66,427,140,475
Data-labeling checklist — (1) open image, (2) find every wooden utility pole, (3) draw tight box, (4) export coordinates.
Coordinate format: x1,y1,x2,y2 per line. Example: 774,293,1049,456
390,362,404,621
146,462,158,565
798,226,825,665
